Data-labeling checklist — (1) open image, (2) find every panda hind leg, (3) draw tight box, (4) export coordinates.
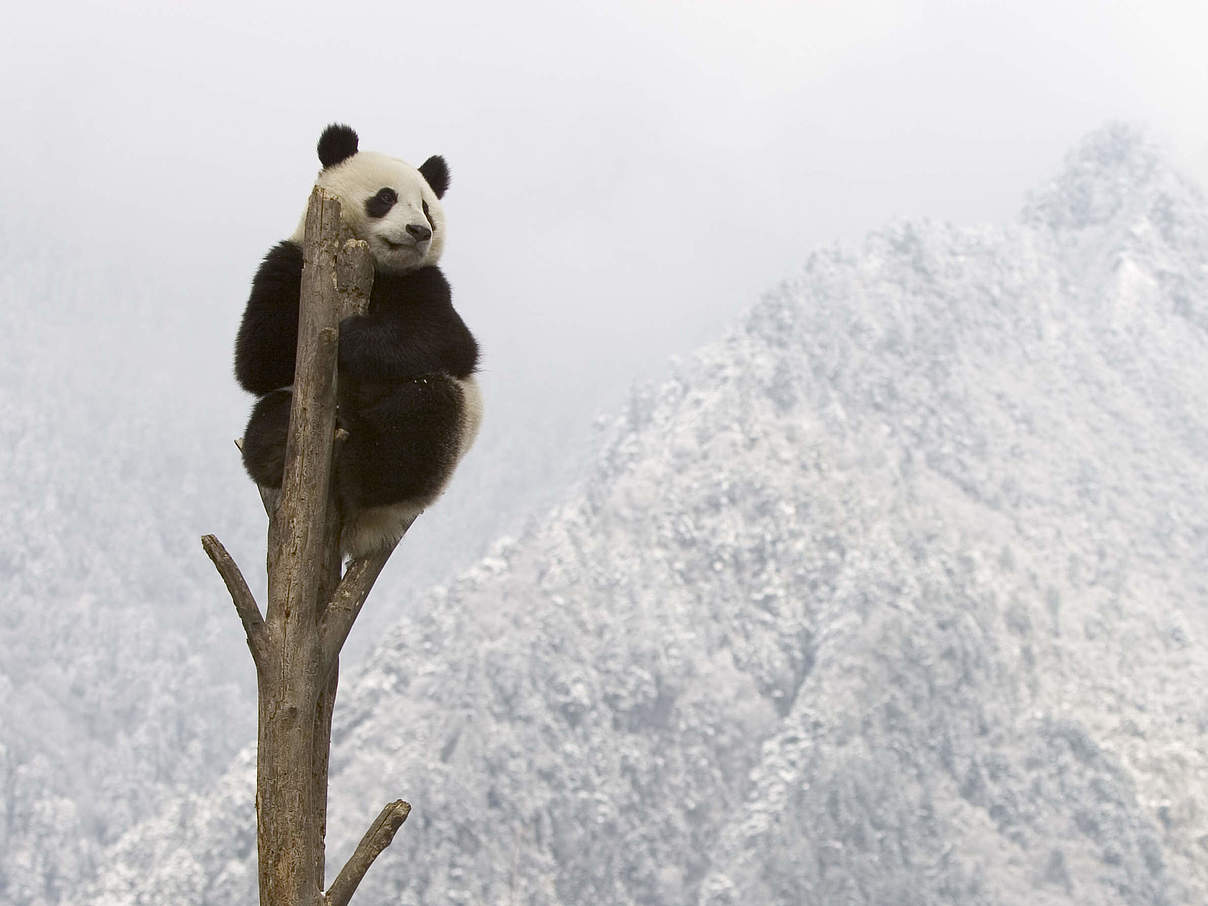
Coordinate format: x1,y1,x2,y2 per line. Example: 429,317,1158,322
338,377,463,507
241,388,292,488
337,377,464,557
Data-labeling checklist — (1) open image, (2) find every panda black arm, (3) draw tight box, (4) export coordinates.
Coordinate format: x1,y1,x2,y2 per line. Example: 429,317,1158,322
338,267,478,380
338,308,477,380
234,241,303,394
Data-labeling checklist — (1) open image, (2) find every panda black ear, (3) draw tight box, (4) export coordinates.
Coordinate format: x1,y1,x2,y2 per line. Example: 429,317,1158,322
317,124,359,169
419,155,450,198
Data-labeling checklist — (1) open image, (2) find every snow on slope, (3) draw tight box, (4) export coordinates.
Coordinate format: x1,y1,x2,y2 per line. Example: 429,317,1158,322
0,246,263,906
88,124,1208,905
0,215,585,901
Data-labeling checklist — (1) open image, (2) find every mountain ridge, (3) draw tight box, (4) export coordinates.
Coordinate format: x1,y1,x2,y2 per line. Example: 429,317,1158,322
87,124,1208,905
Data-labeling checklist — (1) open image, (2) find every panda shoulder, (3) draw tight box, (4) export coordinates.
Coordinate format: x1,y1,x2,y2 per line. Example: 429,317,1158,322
252,241,304,291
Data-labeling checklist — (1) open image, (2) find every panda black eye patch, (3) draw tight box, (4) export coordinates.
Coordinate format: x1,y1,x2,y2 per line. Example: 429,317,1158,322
364,187,398,219
422,199,435,231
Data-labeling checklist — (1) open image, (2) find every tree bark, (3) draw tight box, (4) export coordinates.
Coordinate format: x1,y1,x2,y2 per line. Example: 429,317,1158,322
204,187,411,906
254,187,349,906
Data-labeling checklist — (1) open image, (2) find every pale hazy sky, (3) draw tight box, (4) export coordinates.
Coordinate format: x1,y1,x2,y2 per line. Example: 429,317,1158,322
3,0,1206,456
3,0,1208,794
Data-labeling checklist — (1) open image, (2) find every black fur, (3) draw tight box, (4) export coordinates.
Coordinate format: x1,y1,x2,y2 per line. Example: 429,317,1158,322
339,267,477,380
418,155,450,198
364,187,397,219
318,124,359,169
234,241,303,395
240,388,292,487
337,373,465,508
234,244,478,509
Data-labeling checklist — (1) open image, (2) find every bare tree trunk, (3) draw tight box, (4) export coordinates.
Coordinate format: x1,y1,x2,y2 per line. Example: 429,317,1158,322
203,187,409,906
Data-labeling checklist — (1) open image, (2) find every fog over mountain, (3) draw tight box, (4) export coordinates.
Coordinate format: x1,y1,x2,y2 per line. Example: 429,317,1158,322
53,125,1206,905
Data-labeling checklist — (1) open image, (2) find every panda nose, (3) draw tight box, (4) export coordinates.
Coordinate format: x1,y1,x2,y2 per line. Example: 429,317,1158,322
406,223,432,242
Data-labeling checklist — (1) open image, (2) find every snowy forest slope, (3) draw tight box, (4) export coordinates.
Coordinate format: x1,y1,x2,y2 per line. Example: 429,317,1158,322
0,211,578,902
80,124,1208,903
0,248,256,904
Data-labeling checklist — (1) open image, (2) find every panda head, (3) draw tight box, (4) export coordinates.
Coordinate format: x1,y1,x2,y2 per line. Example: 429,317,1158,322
291,124,450,273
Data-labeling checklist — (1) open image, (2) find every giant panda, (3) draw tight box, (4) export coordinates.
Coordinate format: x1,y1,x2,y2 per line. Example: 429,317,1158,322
235,124,482,557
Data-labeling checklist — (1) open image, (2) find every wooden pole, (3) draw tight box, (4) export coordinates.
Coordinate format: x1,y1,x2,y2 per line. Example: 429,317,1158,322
203,187,411,906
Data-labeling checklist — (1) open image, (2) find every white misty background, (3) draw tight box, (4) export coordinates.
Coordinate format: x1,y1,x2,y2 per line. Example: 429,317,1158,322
2,3,1207,906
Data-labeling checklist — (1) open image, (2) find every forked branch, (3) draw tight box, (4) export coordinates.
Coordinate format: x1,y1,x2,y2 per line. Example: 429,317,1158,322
319,519,415,674
201,533,269,669
325,799,412,906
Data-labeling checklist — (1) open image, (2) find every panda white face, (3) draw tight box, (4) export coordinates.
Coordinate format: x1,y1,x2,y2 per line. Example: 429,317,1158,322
291,144,448,273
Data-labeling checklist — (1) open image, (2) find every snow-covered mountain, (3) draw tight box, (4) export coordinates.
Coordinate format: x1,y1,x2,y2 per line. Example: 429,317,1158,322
0,245,259,905
0,222,574,902
83,124,1208,904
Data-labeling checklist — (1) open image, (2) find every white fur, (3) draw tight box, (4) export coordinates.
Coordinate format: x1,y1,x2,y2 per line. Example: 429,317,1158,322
458,375,484,453
340,500,426,558
290,151,447,272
